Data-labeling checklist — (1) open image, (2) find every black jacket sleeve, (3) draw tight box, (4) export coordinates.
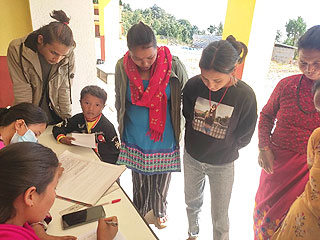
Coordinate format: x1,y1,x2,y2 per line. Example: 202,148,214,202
234,88,258,149
182,77,197,122
52,114,83,139
97,117,120,164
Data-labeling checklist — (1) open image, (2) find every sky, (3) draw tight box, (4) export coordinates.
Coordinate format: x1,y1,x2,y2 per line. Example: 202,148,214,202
122,0,320,34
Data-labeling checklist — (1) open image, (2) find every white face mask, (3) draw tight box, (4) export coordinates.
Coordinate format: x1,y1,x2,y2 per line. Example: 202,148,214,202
10,124,38,144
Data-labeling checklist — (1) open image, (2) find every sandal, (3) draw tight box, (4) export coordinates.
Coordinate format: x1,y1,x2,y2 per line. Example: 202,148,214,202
144,210,155,224
187,237,198,240
187,234,198,240
155,216,168,229
144,210,168,229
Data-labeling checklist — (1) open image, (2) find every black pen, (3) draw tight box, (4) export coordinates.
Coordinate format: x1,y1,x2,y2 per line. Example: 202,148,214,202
105,221,118,227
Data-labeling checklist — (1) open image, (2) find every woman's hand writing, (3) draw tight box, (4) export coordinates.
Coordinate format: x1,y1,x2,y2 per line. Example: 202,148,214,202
97,216,118,240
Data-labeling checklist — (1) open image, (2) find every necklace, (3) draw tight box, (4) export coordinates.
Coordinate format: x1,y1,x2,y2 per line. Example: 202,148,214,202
209,85,230,108
296,75,317,114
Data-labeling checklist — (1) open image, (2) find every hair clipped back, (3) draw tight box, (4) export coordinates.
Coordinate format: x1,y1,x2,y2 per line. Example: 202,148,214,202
226,35,248,64
36,10,75,47
127,21,157,50
298,25,320,51
0,103,48,127
199,35,248,74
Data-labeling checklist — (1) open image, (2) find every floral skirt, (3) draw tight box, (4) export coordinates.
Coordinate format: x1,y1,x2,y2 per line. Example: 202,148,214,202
253,145,309,239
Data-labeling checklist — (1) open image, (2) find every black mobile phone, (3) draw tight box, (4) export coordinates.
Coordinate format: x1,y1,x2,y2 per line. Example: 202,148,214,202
62,205,105,229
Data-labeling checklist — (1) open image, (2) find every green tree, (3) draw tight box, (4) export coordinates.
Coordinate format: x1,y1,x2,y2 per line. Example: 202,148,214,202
284,16,307,46
216,22,223,35
207,22,223,35
121,3,203,44
275,30,282,42
207,25,217,34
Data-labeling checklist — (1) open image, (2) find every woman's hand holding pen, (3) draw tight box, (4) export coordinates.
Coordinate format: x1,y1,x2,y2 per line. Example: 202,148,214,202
97,216,118,240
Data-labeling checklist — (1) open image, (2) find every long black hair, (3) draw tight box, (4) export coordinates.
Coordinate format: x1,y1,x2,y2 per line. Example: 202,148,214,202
0,142,58,223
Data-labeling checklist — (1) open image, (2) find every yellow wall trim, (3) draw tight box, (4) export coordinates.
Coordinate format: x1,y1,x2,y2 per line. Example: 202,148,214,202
0,0,32,55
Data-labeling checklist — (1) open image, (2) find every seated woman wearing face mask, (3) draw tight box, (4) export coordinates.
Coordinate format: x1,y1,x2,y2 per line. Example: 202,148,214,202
0,102,48,148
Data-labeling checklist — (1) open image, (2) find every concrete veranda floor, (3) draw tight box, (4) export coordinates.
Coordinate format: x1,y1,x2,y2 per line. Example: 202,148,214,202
97,76,262,240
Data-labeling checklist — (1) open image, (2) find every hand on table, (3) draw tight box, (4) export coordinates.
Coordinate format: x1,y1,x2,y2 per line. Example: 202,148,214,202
97,216,118,240
258,149,274,174
59,136,75,145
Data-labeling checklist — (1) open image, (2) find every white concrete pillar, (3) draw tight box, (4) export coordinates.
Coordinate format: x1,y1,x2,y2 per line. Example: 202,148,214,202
103,0,121,68
242,0,288,109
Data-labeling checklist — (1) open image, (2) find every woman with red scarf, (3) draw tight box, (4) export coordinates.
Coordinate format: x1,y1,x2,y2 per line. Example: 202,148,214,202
115,22,188,229
254,25,320,239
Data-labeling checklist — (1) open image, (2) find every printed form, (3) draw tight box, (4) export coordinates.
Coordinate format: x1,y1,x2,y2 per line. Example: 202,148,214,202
57,150,126,205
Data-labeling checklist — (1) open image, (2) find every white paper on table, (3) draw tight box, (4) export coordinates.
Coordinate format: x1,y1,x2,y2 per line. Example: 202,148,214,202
57,150,126,205
78,229,126,240
70,133,96,148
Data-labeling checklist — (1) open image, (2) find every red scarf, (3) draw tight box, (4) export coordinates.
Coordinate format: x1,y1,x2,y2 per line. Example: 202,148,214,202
123,46,172,142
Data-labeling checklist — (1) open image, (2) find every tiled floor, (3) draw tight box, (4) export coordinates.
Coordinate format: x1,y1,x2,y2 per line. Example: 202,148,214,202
97,76,261,240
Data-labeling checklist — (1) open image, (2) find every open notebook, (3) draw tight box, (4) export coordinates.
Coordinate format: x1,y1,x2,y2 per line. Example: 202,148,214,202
57,150,126,205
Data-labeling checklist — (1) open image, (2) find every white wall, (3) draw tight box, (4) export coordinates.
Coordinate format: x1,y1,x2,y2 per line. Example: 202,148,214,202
103,0,121,67
242,0,284,109
29,0,97,114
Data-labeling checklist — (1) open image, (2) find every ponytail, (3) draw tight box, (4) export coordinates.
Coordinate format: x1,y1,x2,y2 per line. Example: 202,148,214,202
199,35,248,74
35,10,75,47
226,35,248,64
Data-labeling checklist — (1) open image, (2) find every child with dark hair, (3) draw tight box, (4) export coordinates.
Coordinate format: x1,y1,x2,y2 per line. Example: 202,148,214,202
52,85,120,164
0,102,48,147
7,10,76,124
183,35,257,240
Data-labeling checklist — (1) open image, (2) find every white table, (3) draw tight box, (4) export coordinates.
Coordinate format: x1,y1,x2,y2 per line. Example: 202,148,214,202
38,126,158,240
97,63,115,83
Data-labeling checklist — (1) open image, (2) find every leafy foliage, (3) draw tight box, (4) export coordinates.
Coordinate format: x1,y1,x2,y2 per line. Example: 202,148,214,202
284,16,307,46
121,3,204,44
207,22,223,35
275,30,282,42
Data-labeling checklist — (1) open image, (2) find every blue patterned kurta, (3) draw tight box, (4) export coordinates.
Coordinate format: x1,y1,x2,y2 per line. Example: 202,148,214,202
117,80,180,174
